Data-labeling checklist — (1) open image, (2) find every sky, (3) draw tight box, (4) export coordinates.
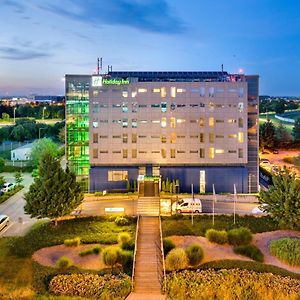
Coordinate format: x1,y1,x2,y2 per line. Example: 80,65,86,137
1,0,300,96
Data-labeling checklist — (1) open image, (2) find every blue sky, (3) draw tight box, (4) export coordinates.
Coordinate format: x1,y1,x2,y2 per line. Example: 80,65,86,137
1,0,300,96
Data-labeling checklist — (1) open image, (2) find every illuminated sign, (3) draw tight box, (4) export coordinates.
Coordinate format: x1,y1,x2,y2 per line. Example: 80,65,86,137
92,76,102,87
102,78,130,85
105,207,125,213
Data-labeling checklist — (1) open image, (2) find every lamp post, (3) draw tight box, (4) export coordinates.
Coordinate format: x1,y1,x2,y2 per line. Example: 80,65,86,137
39,127,46,139
42,107,46,120
13,107,16,124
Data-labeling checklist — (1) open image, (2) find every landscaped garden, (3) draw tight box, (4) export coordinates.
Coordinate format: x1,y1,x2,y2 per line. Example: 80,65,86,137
0,215,136,299
162,214,300,299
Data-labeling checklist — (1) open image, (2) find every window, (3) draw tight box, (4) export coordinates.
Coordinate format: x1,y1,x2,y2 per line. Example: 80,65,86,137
100,135,108,139
93,121,99,128
139,104,147,108
177,104,186,108
239,88,244,97
123,149,128,158
93,149,98,158
216,104,225,108
200,148,205,158
122,118,128,128
200,170,206,193
190,135,198,138
208,147,214,159
177,150,185,153
209,117,214,128
161,87,166,98
122,102,128,113
238,102,244,112
108,170,128,181
100,104,108,108
208,87,214,97
100,150,108,154
112,135,121,139
161,101,167,112
199,102,205,107
177,119,185,124
122,91,128,98
139,150,147,154
152,150,160,154
93,90,99,96
138,88,147,93
112,150,121,153
177,135,185,138
170,117,176,128
191,88,199,93
140,120,148,124
216,119,224,123
132,102,138,113
122,133,128,143
132,119,137,128
238,132,244,143
151,135,160,139
92,103,99,113
208,102,215,111
190,120,197,123
161,117,167,128
170,133,176,144
209,133,214,143
171,87,176,98
190,150,198,154
161,134,167,143
177,88,186,93
138,135,147,138
151,104,160,108
132,133,137,143
228,134,237,138
112,119,121,124
132,91,137,97
216,135,224,138
200,87,205,97
216,149,224,154
152,120,160,124
152,88,160,93
161,149,166,158
199,118,205,127
132,149,137,158
190,104,198,108
199,133,205,143
93,133,98,143
228,150,237,153
238,118,243,128
170,149,176,158
238,148,243,158
113,104,121,108
228,119,237,123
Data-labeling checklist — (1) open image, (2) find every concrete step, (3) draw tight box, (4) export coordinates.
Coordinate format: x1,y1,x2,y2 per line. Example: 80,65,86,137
126,292,166,300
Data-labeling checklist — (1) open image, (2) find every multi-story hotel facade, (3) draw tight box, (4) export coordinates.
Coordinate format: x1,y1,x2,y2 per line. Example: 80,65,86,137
66,71,259,194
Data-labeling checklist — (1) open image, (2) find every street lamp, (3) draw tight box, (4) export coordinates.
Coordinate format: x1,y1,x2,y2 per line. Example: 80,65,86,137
39,127,46,139
13,107,16,124
42,107,46,120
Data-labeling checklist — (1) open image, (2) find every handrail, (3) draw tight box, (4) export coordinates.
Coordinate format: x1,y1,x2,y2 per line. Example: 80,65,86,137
131,214,140,291
159,215,166,292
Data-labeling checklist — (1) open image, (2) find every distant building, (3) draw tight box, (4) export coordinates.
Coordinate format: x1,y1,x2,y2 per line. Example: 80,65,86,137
11,143,34,161
66,70,259,194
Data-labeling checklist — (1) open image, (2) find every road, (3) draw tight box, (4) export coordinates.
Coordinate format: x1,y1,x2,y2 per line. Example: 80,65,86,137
80,198,259,216
0,173,35,237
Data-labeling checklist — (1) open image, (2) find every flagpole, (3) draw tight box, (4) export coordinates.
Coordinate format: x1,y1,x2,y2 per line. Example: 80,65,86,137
191,183,194,226
233,184,236,225
212,184,215,226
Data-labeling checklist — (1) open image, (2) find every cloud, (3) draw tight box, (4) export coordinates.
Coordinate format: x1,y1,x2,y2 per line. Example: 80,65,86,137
3,0,25,14
37,0,184,34
0,47,52,60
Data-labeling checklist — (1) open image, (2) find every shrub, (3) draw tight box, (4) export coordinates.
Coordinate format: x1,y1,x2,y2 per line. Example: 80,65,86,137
227,227,252,246
49,273,131,299
163,238,176,256
102,246,120,270
118,249,133,275
56,256,73,271
79,245,101,256
115,216,130,226
122,239,135,251
166,248,188,271
185,243,203,266
118,232,131,246
93,245,101,254
234,245,264,262
205,229,228,244
64,237,81,247
270,238,300,266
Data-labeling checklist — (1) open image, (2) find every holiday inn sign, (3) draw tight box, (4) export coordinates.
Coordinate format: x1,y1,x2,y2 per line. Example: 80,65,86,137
92,76,130,87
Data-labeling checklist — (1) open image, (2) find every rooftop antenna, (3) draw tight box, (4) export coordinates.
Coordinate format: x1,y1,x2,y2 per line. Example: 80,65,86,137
108,65,112,73
97,57,103,75
221,64,224,73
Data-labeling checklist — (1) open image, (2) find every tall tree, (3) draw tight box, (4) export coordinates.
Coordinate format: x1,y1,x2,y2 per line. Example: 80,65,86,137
24,153,83,226
259,168,300,230
292,118,300,142
274,99,285,115
259,120,276,150
276,123,292,146
14,171,23,186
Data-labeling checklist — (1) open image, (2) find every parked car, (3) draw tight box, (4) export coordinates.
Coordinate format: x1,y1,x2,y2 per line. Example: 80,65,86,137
272,149,279,154
1,183,15,193
251,204,268,215
176,198,202,213
0,215,9,232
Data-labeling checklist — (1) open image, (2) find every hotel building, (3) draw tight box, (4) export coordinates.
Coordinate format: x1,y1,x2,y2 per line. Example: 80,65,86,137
66,71,259,195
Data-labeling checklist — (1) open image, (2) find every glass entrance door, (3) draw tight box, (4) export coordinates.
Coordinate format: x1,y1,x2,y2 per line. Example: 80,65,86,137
200,170,206,193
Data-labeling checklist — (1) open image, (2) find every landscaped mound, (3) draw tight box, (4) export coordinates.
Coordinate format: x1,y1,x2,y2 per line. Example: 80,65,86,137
164,269,300,300
49,273,131,299
270,238,300,266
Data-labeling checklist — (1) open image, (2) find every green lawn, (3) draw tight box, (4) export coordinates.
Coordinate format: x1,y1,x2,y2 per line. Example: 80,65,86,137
259,113,294,134
162,215,279,237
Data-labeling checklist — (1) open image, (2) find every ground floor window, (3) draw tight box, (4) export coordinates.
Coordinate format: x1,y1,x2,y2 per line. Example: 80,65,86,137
200,170,206,193
108,170,128,181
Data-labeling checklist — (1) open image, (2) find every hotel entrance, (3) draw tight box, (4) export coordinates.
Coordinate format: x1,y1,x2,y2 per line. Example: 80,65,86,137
138,176,160,197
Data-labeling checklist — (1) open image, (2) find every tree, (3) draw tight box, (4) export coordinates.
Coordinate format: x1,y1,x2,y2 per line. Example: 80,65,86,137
292,118,300,142
24,153,83,226
14,171,23,186
30,138,59,167
58,127,65,143
1,112,9,120
259,168,300,230
274,99,285,115
162,180,166,192
0,158,4,173
259,120,276,150
0,175,5,188
276,123,292,146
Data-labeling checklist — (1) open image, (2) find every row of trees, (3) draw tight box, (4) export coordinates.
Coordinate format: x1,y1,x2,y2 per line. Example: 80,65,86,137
161,178,180,193
0,119,65,143
0,104,64,120
259,119,300,150
259,98,299,114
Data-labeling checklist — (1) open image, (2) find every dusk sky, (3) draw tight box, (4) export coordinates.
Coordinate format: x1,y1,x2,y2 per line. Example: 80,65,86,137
1,0,300,96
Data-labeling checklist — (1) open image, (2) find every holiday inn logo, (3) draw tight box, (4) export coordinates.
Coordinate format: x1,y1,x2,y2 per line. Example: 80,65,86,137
102,78,130,85
92,76,102,87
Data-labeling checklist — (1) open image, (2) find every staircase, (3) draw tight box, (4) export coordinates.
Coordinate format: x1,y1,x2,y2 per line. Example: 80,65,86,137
137,197,160,216
127,216,165,300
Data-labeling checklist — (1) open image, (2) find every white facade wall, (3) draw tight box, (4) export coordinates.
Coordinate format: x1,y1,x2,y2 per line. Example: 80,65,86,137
11,146,32,161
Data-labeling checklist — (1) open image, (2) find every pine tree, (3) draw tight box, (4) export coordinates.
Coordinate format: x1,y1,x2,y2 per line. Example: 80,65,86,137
133,180,137,192
259,120,276,150
162,180,166,192
292,118,300,142
126,180,131,191
166,178,170,192
169,182,173,193
172,180,176,194
24,153,83,226
176,179,180,193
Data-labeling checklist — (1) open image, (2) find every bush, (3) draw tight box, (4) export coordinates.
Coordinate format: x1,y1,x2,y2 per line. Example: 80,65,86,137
102,246,120,270
49,273,131,299
121,239,135,251
79,245,101,256
227,227,252,246
64,237,81,247
118,232,131,246
118,249,134,275
185,243,203,266
233,245,264,262
270,238,300,266
56,256,73,271
163,238,176,256
166,248,188,271
93,245,101,254
115,216,130,226
205,229,228,244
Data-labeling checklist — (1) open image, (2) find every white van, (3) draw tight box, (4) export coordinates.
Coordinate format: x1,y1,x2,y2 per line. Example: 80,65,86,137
176,198,202,213
0,215,9,232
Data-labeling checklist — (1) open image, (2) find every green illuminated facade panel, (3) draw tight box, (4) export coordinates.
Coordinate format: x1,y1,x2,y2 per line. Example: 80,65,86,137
65,75,91,191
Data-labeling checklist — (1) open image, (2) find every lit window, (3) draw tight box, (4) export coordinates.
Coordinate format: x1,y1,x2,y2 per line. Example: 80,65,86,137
200,148,205,158
199,133,205,143
122,118,128,128
170,149,176,158
122,102,128,113
228,119,237,124
108,170,128,181
177,88,186,93
132,149,137,158
132,102,138,113
216,149,224,154
140,120,148,124
161,117,167,128
93,90,99,96
171,87,176,98
238,148,243,158
170,117,176,128
132,119,137,128
209,117,214,128
177,119,185,124
238,102,244,112
93,149,98,159
199,118,205,127
238,132,244,143
122,133,128,143
93,121,99,128
161,102,167,112
209,133,214,143
132,133,137,143
161,87,166,98
138,88,147,93
208,147,215,159
122,91,128,98
238,118,243,128
152,88,160,93
123,149,128,158
208,102,215,111
161,149,166,158
93,133,98,143
170,133,176,144
132,91,137,97
161,135,167,143
152,120,160,124
228,134,237,138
